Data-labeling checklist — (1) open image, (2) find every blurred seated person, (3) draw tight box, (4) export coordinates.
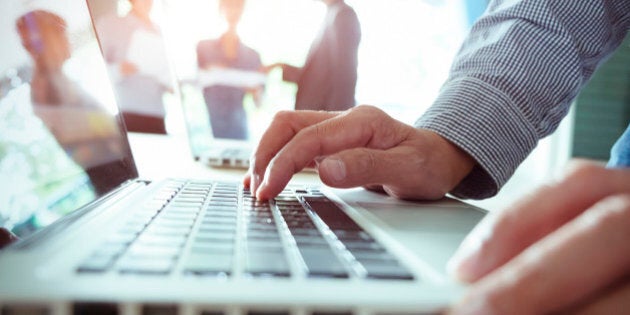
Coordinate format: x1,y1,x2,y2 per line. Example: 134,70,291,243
95,0,172,134
196,0,264,140
16,10,127,195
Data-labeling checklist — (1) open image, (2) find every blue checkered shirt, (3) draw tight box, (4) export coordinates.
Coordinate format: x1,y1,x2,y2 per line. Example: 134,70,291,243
415,0,630,199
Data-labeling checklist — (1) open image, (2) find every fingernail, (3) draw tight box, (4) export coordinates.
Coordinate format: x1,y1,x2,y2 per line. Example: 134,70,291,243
321,157,346,182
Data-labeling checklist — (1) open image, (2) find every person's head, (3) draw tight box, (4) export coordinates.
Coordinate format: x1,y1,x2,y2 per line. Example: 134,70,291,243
219,0,246,30
16,10,70,72
129,0,154,18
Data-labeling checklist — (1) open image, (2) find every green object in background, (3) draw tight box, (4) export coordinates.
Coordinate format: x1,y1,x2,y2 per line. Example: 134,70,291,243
572,36,630,161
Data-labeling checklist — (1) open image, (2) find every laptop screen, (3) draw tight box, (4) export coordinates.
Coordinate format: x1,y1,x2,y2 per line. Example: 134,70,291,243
0,0,137,238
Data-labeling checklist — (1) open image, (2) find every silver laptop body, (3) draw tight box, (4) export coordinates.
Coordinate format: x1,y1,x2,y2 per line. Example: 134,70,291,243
0,1,485,314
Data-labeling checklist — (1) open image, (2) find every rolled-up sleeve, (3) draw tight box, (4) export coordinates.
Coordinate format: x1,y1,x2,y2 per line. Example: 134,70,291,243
415,0,630,199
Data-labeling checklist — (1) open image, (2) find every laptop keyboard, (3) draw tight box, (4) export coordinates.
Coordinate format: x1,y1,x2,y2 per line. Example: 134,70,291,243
77,180,414,280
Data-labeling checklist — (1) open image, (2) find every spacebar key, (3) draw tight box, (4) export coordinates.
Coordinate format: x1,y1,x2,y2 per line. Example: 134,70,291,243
298,247,348,278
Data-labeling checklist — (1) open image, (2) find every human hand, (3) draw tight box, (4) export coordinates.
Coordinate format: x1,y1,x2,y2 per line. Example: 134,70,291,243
119,61,138,76
243,105,475,200
447,161,630,314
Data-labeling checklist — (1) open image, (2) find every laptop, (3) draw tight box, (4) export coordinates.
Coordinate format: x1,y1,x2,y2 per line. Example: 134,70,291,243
0,1,486,314
175,47,260,170
179,89,254,169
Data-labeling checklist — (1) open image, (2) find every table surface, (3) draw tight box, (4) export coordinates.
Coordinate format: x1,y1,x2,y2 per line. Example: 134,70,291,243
127,132,318,185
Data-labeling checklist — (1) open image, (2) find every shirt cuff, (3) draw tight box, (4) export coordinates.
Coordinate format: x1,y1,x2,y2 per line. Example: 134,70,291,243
414,77,539,199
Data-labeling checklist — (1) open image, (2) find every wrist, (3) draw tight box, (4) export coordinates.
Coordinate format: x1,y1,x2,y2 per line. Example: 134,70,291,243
416,128,476,195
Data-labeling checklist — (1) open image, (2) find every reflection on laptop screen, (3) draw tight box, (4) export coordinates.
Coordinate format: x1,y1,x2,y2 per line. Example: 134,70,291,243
0,0,137,238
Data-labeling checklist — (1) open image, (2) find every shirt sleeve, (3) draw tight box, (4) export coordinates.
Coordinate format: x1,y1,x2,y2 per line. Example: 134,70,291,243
415,0,630,199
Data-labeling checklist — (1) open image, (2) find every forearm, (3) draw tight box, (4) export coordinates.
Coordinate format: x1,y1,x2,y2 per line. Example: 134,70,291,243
417,0,630,199
281,64,302,83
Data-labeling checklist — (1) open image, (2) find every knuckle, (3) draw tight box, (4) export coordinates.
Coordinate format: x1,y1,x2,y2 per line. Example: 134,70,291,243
580,194,630,234
602,194,630,218
303,118,338,143
272,110,294,122
356,105,386,122
354,104,380,114
563,160,605,183
357,149,378,170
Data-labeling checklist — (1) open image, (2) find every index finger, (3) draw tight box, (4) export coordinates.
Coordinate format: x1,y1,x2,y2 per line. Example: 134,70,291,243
256,106,411,200
247,110,337,194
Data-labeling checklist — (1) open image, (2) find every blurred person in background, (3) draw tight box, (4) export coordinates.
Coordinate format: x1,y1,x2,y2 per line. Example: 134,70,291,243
197,0,264,140
263,0,361,111
95,0,172,134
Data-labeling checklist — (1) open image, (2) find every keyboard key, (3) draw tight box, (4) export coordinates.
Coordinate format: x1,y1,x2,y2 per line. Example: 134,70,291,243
298,247,348,278
105,231,138,244
358,260,414,280
118,257,175,274
150,221,194,231
190,243,234,254
194,233,235,243
135,234,187,247
158,213,198,222
247,240,283,251
293,236,329,246
142,304,178,315
173,197,205,205
246,229,281,240
287,228,322,237
246,223,277,232
210,197,237,203
244,250,290,277
341,241,384,251
203,213,237,221
143,225,191,237
349,249,396,261
91,242,129,258
126,244,181,259
165,206,200,214
332,230,373,242
183,253,233,275
303,198,361,231
286,220,316,229
199,225,237,234
77,255,115,273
